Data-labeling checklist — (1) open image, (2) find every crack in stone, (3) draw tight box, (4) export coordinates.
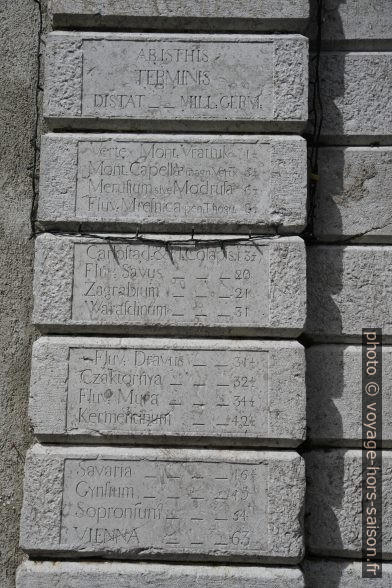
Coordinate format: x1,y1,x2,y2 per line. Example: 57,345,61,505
337,218,392,243
31,0,43,237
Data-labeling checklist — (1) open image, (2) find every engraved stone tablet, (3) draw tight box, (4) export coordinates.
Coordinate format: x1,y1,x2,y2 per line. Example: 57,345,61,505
38,133,307,234
50,0,309,32
33,234,306,336
44,33,308,132
16,561,305,588
30,337,305,447
20,445,305,563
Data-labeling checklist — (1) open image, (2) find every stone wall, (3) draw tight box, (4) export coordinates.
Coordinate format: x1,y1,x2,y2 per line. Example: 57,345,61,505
1,0,391,586
305,0,391,584
0,1,45,586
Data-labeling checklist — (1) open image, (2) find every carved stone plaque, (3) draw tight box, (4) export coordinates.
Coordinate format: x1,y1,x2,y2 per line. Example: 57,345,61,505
44,33,308,131
29,337,306,446
20,446,305,563
33,235,306,336
38,133,306,233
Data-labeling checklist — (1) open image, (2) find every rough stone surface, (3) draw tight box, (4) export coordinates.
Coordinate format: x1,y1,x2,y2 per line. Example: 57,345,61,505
0,1,42,586
307,345,392,447
33,234,306,337
20,445,305,563
44,32,308,132
50,0,309,32
311,52,392,144
304,559,390,587
306,449,392,559
309,0,392,49
17,561,305,587
30,337,305,446
306,245,392,342
38,133,307,234
314,147,392,243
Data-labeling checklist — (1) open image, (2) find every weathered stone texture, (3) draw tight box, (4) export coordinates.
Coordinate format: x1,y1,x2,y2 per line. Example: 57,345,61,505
310,0,392,48
0,1,41,586
304,559,390,587
44,33,308,132
50,0,309,32
17,561,305,588
313,52,392,144
38,133,307,234
314,147,392,243
20,445,305,563
307,245,392,342
30,337,305,446
33,234,306,337
306,450,392,559
307,345,392,447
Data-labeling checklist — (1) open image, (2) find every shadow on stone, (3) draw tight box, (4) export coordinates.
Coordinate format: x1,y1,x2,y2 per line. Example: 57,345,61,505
304,1,348,586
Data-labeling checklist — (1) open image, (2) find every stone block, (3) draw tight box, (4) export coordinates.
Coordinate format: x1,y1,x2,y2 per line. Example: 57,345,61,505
16,561,305,588
309,0,392,49
304,559,390,587
29,336,305,447
312,52,392,144
307,345,392,447
306,245,392,342
50,0,309,32
20,445,305,563
314,147,392,243
306,449,392,559
38,133,307,234
43,32,308,132
33,234,306,337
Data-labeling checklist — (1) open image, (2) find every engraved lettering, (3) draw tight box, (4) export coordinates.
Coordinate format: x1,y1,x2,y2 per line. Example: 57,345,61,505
66,347,269,438
81,40,275,121
60,458,269,552
71,241,270,326
76,139,271,225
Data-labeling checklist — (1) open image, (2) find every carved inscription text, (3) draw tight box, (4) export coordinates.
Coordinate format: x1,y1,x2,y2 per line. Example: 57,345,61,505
76,139,271,223
67,347,269,437
82,39,274,120
61,458,269,553
71,241,270,327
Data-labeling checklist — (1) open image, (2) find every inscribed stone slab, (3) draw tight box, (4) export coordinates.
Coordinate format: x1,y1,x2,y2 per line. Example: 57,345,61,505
30,337,305,446
44,33,308,132
20,445,305,563
38,133,307,234
33,234,306,337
